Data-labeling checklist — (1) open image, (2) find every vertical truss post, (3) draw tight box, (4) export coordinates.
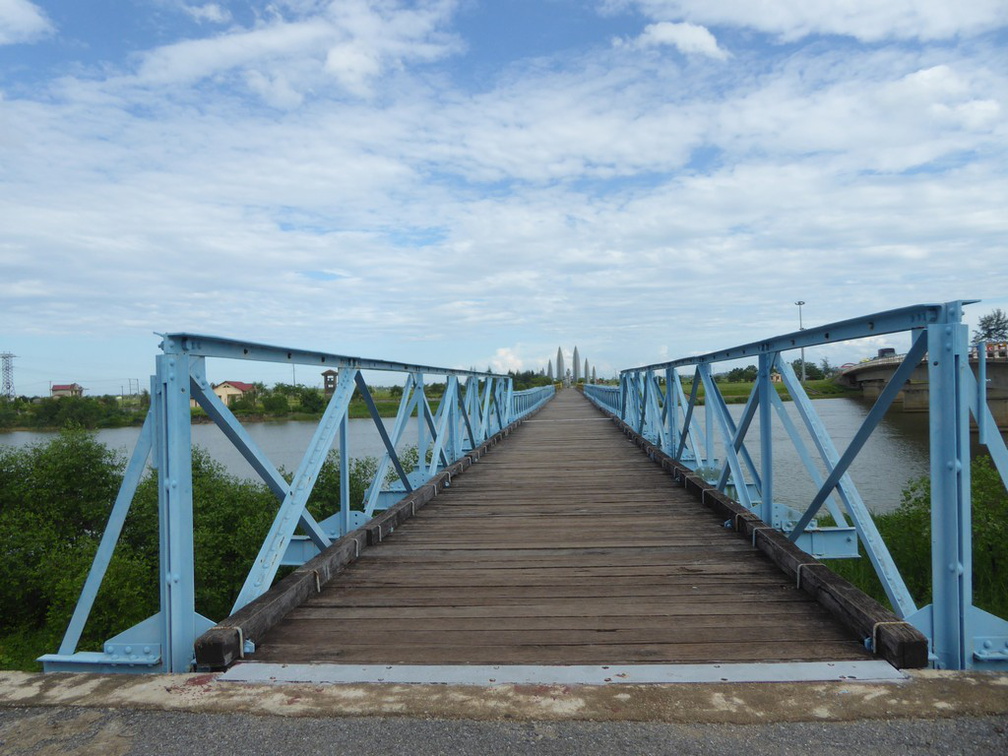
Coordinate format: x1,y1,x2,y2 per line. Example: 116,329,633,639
665,367,678,456
154,345,199,673
416,373,429,464
629,371,643,435
925,311,972,669
675,370,701,464
339,413,350,536
640,370,651,441
446,376,461,461
480,375,493,439
464,376,481,446
618,373,628,423
502,377,515,427
703,370,714,470
646,370,667,448
758,353,774,524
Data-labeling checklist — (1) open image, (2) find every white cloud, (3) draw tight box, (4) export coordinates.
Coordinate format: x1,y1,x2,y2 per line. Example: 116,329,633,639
135,19,333,85
1,2,1006,379
0,0,53,45
182,4,232,25
606,0,1008,42
133,0,460,99
620,21,729,60
324,41,382,95
244,69,305,109
488,347,524,374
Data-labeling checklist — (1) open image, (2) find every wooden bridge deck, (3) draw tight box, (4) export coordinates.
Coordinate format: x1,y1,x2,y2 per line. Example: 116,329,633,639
251,390,870,666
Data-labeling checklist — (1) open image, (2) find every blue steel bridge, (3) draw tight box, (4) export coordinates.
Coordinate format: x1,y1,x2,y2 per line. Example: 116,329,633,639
39,301,1008,680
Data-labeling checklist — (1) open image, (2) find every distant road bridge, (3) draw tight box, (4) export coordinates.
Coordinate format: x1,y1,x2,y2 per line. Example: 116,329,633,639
39,301,1008,680
837,345,1008,424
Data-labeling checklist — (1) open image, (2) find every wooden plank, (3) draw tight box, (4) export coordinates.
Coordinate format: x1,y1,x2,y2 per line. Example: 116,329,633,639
302,591,821,608
261,624,857,648
281,612,846,631
238,390,883,668
252,641,867,665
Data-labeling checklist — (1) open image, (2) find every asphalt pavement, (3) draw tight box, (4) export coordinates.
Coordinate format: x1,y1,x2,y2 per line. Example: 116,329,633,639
1,669,1006,755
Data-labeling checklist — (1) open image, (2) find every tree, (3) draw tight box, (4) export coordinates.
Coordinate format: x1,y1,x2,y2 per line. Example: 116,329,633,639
262,393,289,416
790,358,823,381
973,308,1008,344
725,365,758,382
297,387,325,414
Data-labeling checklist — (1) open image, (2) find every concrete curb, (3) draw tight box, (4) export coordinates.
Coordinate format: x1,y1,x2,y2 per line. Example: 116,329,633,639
1,670,1006,723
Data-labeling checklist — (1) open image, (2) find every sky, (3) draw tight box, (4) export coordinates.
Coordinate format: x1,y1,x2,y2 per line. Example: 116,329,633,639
2,0,1007,395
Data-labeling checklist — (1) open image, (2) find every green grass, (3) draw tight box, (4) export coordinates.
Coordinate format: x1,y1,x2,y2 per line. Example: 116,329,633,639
679,378,859,404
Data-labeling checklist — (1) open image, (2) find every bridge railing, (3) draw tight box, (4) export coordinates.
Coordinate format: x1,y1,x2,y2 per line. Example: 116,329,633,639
40,334,553,674
584,301,1008,671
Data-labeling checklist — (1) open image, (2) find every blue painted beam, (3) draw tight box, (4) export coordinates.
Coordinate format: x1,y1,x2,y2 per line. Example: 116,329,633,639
623,301,976,374
163,333,507,378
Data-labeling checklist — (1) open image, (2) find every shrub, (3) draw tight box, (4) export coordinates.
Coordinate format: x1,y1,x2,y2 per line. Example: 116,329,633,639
830,455,1007,618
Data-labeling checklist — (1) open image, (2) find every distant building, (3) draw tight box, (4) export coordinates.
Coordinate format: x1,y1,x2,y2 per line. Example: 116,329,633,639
213,380,255,407
51,383,84,398
572,347,580,382
322,369,339,396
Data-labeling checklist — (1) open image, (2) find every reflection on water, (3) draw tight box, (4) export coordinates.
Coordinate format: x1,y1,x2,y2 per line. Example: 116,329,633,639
726,397,931,514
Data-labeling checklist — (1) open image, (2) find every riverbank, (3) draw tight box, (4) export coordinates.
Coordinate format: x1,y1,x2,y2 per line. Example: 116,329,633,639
2,381,857,433
0,399,409,433
680,377,860,403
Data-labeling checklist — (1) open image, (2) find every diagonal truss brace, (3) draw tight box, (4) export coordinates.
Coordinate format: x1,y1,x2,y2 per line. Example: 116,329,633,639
788,331,928,540
777,356,916,617
230,369,356,613
189,359,330,549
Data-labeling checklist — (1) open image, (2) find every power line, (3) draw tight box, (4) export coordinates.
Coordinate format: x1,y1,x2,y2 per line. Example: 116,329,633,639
1,352,15,398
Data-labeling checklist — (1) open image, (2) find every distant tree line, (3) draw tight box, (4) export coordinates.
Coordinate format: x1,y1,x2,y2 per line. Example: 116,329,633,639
715,357,839,383
509,370,555,391
0,393,150,430
2,373,552,431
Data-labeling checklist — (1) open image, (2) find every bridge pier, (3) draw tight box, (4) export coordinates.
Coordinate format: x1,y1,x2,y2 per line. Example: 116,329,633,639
843,358,1008,428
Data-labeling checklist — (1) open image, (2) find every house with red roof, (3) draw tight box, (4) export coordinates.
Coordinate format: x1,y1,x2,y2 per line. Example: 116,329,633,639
51,383,84,398
212,380,256,407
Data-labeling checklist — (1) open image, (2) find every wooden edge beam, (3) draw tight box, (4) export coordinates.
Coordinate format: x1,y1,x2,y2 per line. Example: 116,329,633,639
194,395,552,670
589,403,929,669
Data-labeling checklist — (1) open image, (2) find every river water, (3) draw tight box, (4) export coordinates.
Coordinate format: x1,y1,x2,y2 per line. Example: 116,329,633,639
1,396,993,514
0,416,422,480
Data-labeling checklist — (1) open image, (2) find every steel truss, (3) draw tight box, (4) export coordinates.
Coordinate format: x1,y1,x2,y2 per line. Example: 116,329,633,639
41,334,554,673
585,301,1008,671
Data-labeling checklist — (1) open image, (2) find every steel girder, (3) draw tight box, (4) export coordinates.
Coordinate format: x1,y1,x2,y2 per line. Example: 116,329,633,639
583,300,1008,670
41,335,554,674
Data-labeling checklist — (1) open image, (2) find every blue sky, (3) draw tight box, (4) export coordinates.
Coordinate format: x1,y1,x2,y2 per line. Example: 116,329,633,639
2,0,1007,395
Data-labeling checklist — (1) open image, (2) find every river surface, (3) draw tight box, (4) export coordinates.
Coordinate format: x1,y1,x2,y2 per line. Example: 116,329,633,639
1,396,998,514
0,416,422,479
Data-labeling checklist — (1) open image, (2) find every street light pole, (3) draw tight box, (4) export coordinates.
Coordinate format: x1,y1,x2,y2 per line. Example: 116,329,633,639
795,300,806,383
